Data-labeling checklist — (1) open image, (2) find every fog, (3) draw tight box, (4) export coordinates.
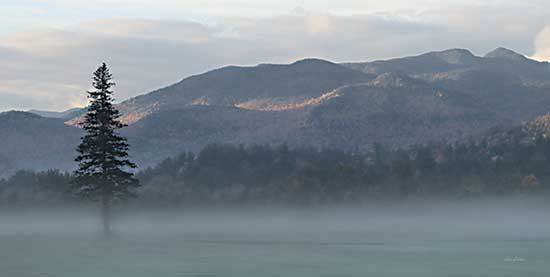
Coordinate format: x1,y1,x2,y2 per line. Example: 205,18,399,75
2,197,550,276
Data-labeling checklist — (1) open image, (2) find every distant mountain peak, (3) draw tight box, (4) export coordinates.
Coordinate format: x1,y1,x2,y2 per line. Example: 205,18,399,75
290,58,340,69
0,110,42,120
484,47,528,61
27,107,85,119
428,48,477,64
436,48,474,55
258,58,336,68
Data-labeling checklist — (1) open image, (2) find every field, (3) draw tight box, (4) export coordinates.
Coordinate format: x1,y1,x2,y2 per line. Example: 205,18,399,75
2,201,549,276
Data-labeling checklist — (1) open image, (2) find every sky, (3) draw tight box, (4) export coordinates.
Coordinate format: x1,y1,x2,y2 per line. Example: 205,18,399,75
1,0,550,111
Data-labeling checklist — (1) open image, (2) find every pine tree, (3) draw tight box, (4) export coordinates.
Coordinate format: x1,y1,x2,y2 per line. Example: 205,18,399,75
72,63,139,235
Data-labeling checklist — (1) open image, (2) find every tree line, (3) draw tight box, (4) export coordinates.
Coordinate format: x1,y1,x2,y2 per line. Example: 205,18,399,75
2,136,549,207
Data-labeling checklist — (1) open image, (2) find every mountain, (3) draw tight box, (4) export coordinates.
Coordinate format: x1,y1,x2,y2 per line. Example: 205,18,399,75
121,105,305,166
112,73,501,166
109,58,375,125
473,113,550,154
343,49,481,75
5,59,374,175
3,48,550,177
344,47,550,83
28,108,85,119
345,47,550,120
484,47,530,61
112,71,515,166
299,72,503,148
0,111,81,177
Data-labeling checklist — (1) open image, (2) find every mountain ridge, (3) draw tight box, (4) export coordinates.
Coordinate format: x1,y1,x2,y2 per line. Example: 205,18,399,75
2,47,550,177
82,58,375,125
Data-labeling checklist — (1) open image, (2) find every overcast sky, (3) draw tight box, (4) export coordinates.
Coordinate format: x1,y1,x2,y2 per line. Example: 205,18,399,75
1,0,550,111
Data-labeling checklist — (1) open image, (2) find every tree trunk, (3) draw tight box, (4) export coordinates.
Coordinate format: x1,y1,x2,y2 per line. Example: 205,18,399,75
101,193,112,236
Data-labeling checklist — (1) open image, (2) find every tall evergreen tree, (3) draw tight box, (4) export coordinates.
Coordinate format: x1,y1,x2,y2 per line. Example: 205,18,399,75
72,63,139,235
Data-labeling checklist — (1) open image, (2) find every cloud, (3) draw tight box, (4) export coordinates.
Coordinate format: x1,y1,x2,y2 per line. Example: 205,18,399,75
0,81,85,111
0,3,549,111
77,19,217,43
306,15,333,35
532,25,550,61
0,46,26,61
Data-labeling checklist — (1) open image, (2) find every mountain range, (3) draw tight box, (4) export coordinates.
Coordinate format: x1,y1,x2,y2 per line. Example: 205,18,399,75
2,47,550,177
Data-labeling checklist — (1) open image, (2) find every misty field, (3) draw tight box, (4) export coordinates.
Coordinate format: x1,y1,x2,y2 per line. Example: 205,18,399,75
2,200,550,277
